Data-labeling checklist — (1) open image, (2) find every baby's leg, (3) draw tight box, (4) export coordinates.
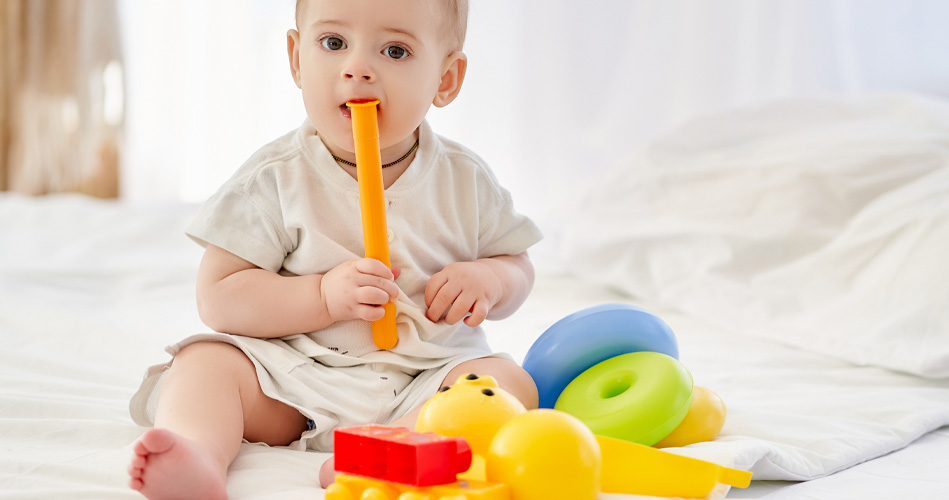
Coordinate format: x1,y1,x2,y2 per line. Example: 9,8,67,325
318,356,538,487
128,341,307,500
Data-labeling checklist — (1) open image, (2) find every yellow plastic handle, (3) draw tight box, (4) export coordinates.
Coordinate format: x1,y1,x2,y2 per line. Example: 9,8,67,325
597,434,751,498
348,100,398,350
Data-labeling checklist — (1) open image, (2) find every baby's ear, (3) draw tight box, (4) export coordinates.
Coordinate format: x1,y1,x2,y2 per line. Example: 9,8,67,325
287,29,303,89
433,52,467,107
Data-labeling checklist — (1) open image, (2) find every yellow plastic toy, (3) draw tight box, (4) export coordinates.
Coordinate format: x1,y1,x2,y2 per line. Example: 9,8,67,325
654,385,728,448
486,409,600,500
348,99,397,350
325,473,510,500
598,434,750,497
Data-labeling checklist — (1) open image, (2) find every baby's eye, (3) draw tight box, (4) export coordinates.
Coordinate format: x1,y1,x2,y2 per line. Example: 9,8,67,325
321,36,346,51
384,45,409,60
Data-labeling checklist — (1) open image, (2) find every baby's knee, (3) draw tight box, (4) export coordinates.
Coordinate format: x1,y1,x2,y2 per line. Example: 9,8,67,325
176,340,237,358
171,341,251,374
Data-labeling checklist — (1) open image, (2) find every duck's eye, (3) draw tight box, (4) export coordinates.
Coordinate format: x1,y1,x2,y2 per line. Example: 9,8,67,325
482,389,495,396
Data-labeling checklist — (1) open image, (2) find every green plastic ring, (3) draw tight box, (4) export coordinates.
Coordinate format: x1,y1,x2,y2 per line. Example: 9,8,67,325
554,352,694,446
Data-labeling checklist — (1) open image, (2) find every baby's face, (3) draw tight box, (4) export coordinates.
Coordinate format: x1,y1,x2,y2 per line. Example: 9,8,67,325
291,0,454,158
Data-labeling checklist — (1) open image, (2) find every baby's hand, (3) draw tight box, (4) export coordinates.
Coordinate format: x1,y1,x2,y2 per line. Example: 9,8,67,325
321,258,400,323
424,261,502,327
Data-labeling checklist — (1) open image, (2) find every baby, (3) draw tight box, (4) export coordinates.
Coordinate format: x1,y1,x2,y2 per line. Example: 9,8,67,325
126,0,542,499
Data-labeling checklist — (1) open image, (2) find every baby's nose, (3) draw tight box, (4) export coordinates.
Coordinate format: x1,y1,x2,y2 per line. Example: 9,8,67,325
342,56,375,82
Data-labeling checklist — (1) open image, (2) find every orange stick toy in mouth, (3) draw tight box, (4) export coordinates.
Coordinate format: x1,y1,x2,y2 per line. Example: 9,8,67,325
348,100,398,350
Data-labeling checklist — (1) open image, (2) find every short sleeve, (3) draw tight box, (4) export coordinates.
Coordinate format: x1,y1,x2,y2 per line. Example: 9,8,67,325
185,170,293,273
476,173,544,258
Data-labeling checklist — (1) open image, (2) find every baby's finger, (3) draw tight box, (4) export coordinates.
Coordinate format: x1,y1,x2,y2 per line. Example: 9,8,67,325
355,286,392,306
424,272,448,308
464,299,489,327
444,292,475,325
379,278,400,302
355,257,395,280
355,270,400,302
354,304,387,322
426,282,460,323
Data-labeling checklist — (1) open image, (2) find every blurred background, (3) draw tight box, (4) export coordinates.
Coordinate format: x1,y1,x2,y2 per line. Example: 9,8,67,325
2,0,949,251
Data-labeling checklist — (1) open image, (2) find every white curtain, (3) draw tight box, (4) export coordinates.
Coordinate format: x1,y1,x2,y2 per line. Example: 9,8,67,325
3,0,124,197
118,0,949,251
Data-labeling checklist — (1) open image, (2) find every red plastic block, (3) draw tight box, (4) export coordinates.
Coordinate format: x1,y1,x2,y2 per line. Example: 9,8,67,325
334,425,472,486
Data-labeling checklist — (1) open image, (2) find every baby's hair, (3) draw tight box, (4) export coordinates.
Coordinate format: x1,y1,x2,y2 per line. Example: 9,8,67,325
443,0,469,52
295,0,469,52
294,0,306,29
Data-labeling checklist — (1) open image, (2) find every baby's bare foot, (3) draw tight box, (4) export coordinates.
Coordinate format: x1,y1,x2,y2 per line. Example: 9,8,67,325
128,428,228,500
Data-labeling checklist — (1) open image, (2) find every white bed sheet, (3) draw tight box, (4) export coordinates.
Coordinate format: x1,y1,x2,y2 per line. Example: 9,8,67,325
2,190,948,500
736,427,949,500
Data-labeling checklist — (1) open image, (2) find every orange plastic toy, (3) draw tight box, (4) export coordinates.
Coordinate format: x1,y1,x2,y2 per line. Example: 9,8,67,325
348,100,398,349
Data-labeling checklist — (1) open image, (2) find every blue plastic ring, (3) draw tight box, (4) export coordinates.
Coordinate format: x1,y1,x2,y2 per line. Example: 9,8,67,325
523,303,679,408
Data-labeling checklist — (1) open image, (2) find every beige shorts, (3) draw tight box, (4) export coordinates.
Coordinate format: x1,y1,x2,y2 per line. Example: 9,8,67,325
129,332,508,451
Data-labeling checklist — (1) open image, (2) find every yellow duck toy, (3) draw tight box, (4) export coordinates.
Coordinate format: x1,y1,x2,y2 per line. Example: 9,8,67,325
415,373,528,483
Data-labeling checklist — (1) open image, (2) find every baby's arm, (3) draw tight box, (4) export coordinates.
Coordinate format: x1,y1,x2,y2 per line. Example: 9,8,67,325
196,244,399,338
424,251,534,327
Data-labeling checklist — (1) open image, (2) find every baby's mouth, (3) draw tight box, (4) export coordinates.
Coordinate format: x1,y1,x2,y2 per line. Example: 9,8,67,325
340,99,380,119
339,104,352,119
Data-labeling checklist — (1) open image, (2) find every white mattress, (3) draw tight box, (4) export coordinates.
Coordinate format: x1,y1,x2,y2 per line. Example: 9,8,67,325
3,93,949,499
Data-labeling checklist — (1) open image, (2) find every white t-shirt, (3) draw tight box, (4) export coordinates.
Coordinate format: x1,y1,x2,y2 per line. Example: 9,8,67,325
185,119,543,370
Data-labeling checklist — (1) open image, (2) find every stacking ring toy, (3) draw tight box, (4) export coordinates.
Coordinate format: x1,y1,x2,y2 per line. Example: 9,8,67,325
555,352,693,446
522,304,679,408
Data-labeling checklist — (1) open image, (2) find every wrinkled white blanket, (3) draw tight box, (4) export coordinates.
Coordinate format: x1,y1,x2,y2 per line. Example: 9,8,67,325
564,92,949,379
